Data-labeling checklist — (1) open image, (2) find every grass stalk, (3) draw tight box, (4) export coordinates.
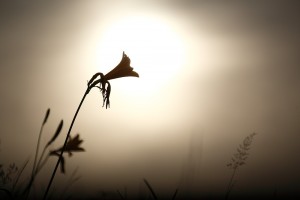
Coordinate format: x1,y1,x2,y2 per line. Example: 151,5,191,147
12,158,29,194
31,119,45,177
225,168,237,200
32,109,50,177
25,110,49,199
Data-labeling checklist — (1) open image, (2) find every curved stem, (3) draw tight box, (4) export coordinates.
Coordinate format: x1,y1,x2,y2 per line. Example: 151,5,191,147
36,153,50,175
24,123,45,199
24,146,48,199
43,88,89,200
35,146,47,174
13,158,29,193
32,122,44,177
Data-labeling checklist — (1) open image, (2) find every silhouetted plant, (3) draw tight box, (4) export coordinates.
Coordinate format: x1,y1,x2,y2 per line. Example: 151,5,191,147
116,189,126,200
172,188,179,200
58,167,81,200
144,178,158,199
23,109,85,200
32,108,50,179
225,132,257,199
50,134,85,173
23,110,62,199
12,159,29,195
0,162,24,199
0,163,18,185
142,178,179,200
43,52,139,200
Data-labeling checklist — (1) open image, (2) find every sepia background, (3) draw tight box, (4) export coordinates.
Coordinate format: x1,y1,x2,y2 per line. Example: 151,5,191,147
0,1,299,199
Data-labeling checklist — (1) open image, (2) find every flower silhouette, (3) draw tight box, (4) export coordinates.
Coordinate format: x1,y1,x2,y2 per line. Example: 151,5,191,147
50,134,85,173
44,52,139,199
104,51,139,80
87,52,139,108
51,134,85,157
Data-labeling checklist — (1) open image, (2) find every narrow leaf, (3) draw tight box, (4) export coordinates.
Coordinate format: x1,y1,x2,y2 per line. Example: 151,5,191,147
13,158,30,191
47,120,63,146
49,151,66,174
172,188,179,200
43,108,50,125
116,190,125,200
143,178,158,199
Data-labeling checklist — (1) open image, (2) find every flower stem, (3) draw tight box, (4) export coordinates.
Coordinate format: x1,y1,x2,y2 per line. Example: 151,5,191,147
43,88,89,200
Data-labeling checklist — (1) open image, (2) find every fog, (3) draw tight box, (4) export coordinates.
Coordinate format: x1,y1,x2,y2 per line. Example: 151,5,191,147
0,1,299,199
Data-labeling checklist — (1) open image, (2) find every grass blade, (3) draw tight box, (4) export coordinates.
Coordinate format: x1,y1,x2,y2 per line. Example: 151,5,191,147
116,190,125,200
143,178,158,200
172,188,179,200
13,158,30,192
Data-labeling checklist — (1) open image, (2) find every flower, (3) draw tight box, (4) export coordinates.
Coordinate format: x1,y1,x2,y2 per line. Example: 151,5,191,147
53,134,85,157
104,51,139,80
50,134,85,173
87,52,139,108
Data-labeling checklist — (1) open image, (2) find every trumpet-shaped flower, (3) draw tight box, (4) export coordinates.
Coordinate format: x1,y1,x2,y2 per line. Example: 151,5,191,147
87,52,139,108
104,51,139,80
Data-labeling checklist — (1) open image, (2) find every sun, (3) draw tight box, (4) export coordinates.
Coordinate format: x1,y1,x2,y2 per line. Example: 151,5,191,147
96,14,186,96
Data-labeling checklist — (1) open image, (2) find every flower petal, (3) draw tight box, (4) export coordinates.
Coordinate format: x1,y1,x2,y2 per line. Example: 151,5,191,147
104,52,139,80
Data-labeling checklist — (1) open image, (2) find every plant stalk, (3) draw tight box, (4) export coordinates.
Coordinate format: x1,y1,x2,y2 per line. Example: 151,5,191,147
43,88,89,200
32,122,44,178
24,120,45,199
225,167,237,200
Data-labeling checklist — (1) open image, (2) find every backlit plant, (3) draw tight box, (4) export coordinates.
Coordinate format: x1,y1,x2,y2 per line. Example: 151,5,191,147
43,52,139,200
225,132,257,199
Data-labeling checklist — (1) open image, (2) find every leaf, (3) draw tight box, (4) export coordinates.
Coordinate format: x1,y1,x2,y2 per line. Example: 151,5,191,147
172,188,179,200
47,120,63,146
49,151,66,174
43,108,50,125
143,178,158,200
50,134,85,159
116,190,125,200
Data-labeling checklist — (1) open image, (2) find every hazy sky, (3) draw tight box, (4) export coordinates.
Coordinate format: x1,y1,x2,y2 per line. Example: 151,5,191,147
0,1,300,199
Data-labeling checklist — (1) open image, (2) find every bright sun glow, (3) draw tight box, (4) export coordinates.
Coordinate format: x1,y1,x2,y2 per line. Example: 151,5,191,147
96,15,186,95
